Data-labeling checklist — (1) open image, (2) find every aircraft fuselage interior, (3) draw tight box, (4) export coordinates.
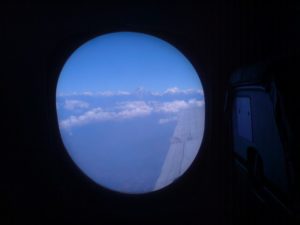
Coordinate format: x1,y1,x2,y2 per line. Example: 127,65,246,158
2,2,300,225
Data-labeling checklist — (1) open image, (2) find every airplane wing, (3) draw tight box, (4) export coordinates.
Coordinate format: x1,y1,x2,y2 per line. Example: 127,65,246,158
154,106,204,190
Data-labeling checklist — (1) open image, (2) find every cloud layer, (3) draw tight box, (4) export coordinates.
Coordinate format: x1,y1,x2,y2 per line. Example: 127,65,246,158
158,116,178,124
59,99,204,129
64,100,90,110
57,87,203,97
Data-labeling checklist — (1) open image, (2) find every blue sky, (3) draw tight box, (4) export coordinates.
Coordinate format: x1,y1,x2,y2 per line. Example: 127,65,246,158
56,32,203,94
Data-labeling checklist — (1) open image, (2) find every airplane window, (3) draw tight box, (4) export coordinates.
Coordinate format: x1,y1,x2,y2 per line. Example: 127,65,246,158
56,32,205,194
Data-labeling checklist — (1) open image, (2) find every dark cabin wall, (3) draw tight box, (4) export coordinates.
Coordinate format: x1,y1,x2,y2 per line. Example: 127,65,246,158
2,2,300,225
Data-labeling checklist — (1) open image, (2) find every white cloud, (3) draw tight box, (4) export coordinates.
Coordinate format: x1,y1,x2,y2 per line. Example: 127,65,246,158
151,99,204,113
152,87,204,96
196,89,204,95
96,91,114,96
158,116,178,124
64,100,89,110
57,87,203,97
59,99,204,129
116,91,131,96
60,101,152,129
82,91,93,96
153,100,189,113
183,88,204,95
116,101,153,119
150,91,162,96
57,92,78,97
164,87,181,94
94,91,131,96
188,99,205,107
60,107,116,129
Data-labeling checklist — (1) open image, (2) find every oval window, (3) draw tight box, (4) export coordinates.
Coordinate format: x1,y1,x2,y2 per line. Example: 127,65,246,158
56,32,205,194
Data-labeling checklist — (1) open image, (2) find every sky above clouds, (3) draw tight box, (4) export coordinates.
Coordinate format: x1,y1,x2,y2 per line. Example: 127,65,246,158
56,32,203,94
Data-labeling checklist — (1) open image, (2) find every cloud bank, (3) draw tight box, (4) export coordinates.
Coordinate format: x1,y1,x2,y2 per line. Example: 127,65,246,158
64,100,89,110
158,116,178,124
57,87,203,97
59,99,204,129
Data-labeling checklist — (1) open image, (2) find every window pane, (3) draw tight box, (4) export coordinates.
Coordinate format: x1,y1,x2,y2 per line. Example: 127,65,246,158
56,32,205,194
